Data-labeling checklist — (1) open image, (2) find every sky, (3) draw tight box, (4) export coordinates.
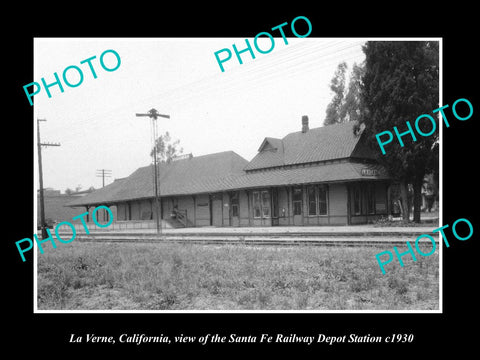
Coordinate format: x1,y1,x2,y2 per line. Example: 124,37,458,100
34,37,366,192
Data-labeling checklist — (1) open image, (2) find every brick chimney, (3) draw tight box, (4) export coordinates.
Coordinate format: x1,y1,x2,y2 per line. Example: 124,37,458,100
301,115,309,133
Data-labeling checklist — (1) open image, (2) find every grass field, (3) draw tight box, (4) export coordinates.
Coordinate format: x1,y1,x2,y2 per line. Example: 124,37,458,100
37,241,439,311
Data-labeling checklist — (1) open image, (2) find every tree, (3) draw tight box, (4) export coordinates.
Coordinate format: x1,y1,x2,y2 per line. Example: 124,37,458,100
324,62,365,125
150,131,184,163
341,63,365,122
358,41,439,222
65,188,74,195
324,62,347,126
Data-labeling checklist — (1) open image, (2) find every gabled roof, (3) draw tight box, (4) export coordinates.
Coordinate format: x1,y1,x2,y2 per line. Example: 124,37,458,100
258,137,283,152
244,121,375,171
68,151,248,206
251,137,285,169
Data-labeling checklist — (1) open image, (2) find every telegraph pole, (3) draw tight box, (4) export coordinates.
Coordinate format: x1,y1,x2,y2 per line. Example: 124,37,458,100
136,109,170,235
96,169,112,187
96,169,112,222
37,119,60,239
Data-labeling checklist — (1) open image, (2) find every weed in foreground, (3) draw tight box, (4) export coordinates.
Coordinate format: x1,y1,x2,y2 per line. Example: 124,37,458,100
37,242,439,310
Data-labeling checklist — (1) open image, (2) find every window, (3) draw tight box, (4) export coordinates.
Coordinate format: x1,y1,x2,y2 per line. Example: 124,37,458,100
307,185,328,216
293,188,302,215
253,192,261,218
253,190,271,218
231,192,239,217
318,186,327,215
308,186,316,215
103,208,110,222
262,190,270,218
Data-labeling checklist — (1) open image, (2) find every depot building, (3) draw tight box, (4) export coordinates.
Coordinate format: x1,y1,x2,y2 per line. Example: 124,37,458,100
68,117,391,227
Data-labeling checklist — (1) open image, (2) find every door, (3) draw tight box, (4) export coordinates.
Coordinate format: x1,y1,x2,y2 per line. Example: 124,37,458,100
230,192,240,226
210,194,223,226
271,188,279,226
292,187,303,225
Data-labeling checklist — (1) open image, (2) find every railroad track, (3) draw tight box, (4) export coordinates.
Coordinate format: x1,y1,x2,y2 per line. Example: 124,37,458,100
58,231,438,247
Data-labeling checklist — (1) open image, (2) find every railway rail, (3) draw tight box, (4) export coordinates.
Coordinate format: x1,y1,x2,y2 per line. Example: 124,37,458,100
59,230,439,248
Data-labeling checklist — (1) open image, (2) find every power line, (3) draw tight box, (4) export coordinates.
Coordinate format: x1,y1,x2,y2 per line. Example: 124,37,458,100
38,39,365,134
140,40,366,112
34,40,367,167
95,169,112,187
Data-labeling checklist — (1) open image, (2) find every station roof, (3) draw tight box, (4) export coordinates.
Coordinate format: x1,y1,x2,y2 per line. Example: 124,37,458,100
68,122,388,207
244,121,375,171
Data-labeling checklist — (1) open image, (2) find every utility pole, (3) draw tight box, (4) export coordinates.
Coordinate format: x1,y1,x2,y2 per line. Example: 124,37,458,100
95,169,112,223
136,108,170,235
37,119,60,239
96,169,112,187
